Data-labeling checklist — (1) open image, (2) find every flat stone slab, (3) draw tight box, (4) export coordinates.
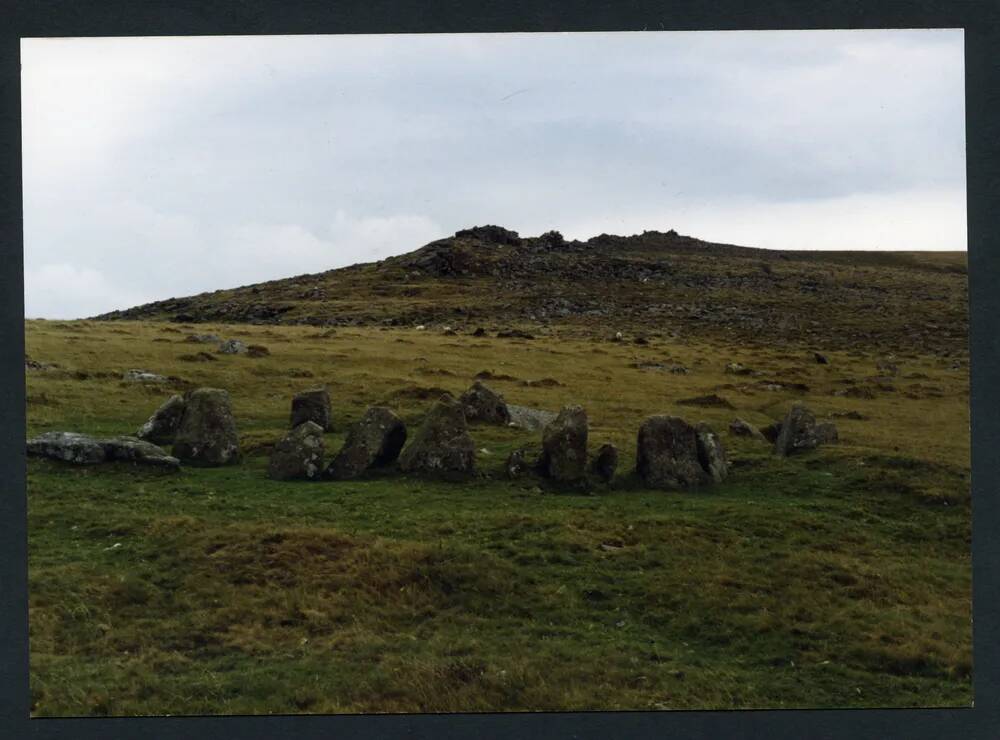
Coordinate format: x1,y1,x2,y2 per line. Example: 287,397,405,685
27,431,181,471
507,404,558,432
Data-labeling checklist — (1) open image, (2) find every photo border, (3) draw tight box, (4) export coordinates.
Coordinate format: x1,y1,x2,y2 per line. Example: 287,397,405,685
2,1,997,738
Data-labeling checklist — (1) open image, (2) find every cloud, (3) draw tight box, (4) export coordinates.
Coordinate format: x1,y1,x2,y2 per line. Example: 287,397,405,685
20,30,966,319
24,263,155,319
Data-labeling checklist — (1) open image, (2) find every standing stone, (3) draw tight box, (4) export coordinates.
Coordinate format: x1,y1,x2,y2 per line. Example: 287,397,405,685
172,388,241,466
326,407,407,480
591,443,619,483
290,388,332,431
539,405,588,482
459,380,510,425
695,423,729,483
268,421,325,480
774,404,838,456
636,415,710,489
136,394,187,445
398,394,476,478
505,448,529,479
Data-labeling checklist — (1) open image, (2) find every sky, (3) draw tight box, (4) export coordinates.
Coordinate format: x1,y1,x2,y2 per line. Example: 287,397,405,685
21,30,966,319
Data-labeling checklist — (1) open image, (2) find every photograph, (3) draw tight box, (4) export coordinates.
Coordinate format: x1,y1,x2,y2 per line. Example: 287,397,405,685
20,29,971,716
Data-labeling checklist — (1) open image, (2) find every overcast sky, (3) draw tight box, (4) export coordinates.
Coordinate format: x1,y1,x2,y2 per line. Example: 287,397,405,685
21,30,966,319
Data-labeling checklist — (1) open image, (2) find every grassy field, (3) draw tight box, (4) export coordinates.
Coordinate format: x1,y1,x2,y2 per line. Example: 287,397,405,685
24,318,972,715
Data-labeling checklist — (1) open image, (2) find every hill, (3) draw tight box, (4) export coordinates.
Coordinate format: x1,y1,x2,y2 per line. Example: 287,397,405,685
94,227,969,356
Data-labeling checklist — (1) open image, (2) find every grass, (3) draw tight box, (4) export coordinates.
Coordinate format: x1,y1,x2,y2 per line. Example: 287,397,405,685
24,318,972,715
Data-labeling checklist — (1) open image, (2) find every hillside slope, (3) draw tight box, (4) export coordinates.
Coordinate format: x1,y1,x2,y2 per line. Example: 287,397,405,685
95,226,968,355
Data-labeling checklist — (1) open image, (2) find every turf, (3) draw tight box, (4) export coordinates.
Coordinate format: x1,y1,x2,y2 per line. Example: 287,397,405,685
24,318,971,715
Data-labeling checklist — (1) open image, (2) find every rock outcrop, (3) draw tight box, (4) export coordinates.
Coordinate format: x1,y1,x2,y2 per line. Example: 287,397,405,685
326,407,407,480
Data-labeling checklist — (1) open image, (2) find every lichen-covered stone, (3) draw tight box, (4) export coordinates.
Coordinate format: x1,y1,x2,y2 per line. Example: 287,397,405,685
398,394,475,478
539,405,588,481
268,421,325,480
326,407,406,480
636,415,710,489
136,394,187,445
459,380,510,425
591,443,619,483
172,388,241,466
290,388,332,431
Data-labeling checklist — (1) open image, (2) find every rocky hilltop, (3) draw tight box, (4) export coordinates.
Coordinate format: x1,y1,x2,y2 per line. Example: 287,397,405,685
94,226,968,355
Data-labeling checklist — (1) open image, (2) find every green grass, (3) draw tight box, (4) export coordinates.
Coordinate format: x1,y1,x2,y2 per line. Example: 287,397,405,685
25,318,972,715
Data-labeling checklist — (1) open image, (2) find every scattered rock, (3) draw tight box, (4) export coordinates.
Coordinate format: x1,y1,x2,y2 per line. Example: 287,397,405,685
326,407,407,480
761,422,782,443
507,404,558,432
268,421,325,480
475,370,519,382
123,369,167,383
539,405,589,482
217,339,247,355
729,418,765,441
459,381,510,425
814,352,829,365
636,416,720,489
830,410,867,420
184,333,221,344
398,394,476,478
834,386,876,400
246,344,270,357
774,404,838,457
136,394,187,445
472,327,487,337
591,443,619,483
172,388,241,466
677,394,734,409
455,225,522,244
290,388,332,431
725,362,753,375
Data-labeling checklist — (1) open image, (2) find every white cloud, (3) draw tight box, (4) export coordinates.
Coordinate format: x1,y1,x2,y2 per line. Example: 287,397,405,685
24,263,155,319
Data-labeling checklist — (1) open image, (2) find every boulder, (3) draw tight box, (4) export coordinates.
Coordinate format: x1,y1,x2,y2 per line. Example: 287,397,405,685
591,443,619,483
27,431,107,465
505,448,529,479
695,423,729,483
729,418,765,441
398,394,476,477
326,406,407,480
459,381,510,425
172,388,241,466
290,388,332,431
814,352,829,365
100,436,182,471
539,405,588,482
636,415,716,489
507,404,558,432
217,339,247,355
136,394,187,445
27,431,180,471
773,404,838,456
268,421,325,480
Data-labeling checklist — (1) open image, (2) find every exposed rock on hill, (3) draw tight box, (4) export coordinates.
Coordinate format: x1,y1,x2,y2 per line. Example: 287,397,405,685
93,226,968,356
